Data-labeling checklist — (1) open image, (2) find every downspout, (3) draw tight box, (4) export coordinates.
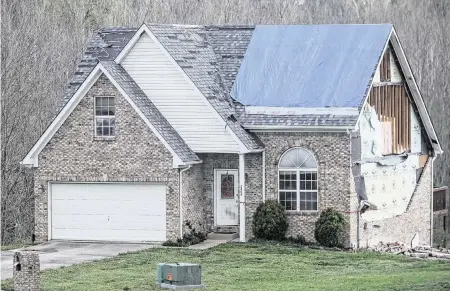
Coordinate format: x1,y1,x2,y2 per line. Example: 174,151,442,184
430,155,435,245
262,150,266,202
179,165,192,238
239,153,246,242
348,128,360,249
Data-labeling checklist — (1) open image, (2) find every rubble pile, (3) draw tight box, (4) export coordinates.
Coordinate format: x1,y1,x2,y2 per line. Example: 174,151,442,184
367,242,450,259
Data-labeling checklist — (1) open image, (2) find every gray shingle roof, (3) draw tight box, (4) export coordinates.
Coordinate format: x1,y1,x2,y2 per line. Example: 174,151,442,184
237,114,358,127
233,101,358,127
101,61,200,164
148,24,262,150
58,24,382,152
205,25,254,94
58,27,138,112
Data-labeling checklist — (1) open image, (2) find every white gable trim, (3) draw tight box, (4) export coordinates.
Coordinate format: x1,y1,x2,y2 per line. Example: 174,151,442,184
389,28,442,154
21,63,193,168
115,24,250,153
115,24,147,63
354,29,392,130
356,27,442,155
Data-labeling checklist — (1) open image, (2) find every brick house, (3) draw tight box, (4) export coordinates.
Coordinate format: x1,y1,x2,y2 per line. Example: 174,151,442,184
22,24,442,248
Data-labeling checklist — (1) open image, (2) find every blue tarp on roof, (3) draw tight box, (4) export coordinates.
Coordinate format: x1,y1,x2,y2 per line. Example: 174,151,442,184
232,24,392,108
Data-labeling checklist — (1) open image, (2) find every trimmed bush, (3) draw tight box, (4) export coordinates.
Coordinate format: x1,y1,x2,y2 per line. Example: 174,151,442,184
314,208,345,248
252,200,288,240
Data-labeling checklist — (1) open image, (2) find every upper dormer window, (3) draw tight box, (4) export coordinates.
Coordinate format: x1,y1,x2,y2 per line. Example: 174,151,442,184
95,96,115,137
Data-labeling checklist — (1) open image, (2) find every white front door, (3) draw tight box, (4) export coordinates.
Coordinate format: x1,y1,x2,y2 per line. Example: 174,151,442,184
214,169,239,226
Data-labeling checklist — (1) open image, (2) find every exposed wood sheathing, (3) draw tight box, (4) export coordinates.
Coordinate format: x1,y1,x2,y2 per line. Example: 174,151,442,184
368,84,411,154
379,47,391,82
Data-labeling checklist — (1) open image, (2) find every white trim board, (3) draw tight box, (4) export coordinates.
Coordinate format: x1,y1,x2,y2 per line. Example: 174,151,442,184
245,106,359,116
21,62,193,168
116,24,250,153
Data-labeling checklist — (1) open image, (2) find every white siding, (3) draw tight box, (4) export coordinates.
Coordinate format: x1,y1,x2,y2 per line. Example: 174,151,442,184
121,33,240,153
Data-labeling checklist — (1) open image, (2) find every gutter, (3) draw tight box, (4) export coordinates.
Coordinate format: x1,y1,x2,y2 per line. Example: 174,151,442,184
179,165,192,238
246,125,354,132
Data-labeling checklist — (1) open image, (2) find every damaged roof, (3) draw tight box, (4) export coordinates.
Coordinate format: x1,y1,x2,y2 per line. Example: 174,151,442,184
59,27,138,112
59,24,393,136
232,24,392,108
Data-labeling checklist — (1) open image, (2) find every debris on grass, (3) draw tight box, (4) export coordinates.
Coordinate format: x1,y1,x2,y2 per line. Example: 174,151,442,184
367,241,450,260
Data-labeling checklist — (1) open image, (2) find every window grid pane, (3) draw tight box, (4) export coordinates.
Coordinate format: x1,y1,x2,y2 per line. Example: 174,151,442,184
95,97,115,137
279,191,297,211
299,170,318,211
279,171,297,190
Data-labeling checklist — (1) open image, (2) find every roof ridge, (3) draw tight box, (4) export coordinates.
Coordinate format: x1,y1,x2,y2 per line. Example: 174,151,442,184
205,25,256,30
146,23,204,28
96,27,138,32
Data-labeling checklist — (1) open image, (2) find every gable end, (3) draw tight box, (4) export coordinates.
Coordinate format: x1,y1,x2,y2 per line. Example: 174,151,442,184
22,63,199,168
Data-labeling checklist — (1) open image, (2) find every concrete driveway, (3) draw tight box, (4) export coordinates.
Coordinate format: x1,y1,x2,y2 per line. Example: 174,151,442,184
1,241,157,280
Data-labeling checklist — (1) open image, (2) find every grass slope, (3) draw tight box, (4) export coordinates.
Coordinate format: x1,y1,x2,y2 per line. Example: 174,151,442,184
0,243,32,251
2,243,450,290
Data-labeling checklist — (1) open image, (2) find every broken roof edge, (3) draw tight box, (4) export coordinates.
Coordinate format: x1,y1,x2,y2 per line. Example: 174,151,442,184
389,27,442,155
355,25,442,155
22,62,201,168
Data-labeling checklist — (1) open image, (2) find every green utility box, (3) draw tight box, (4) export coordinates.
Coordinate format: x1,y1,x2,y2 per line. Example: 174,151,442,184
156,263,204,289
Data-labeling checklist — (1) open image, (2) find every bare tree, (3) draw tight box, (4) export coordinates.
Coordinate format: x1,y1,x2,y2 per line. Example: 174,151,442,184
1,0,449,243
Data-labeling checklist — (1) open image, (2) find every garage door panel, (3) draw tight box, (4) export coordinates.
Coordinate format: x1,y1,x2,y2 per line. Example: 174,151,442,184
52,215,166,228
52,228,166,242
52,202,164,216
51,183,167,242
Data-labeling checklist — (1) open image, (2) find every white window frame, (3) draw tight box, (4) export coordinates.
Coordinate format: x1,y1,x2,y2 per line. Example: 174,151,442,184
94,96,115,137
278,148,319,212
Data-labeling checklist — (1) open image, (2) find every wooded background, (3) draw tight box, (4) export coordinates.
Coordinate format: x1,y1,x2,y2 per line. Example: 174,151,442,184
1,0,449,243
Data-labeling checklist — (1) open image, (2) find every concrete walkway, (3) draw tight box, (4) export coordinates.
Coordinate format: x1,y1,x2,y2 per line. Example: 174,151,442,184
1,241,157,280
188,233,238,250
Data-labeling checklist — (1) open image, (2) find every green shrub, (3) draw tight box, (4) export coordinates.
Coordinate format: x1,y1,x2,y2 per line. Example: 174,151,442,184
285,234,307,245
314,208,345,248
252,200,288,241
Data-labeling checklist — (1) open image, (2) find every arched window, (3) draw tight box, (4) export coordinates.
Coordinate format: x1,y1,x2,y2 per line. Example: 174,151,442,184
278,148,318,211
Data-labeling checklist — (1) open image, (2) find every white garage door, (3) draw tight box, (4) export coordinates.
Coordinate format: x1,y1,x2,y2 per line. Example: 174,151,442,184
50,183,166,242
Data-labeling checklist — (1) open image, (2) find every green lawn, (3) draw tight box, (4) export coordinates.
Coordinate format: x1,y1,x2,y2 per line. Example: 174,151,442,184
0,242,32,251
2,243,450,291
